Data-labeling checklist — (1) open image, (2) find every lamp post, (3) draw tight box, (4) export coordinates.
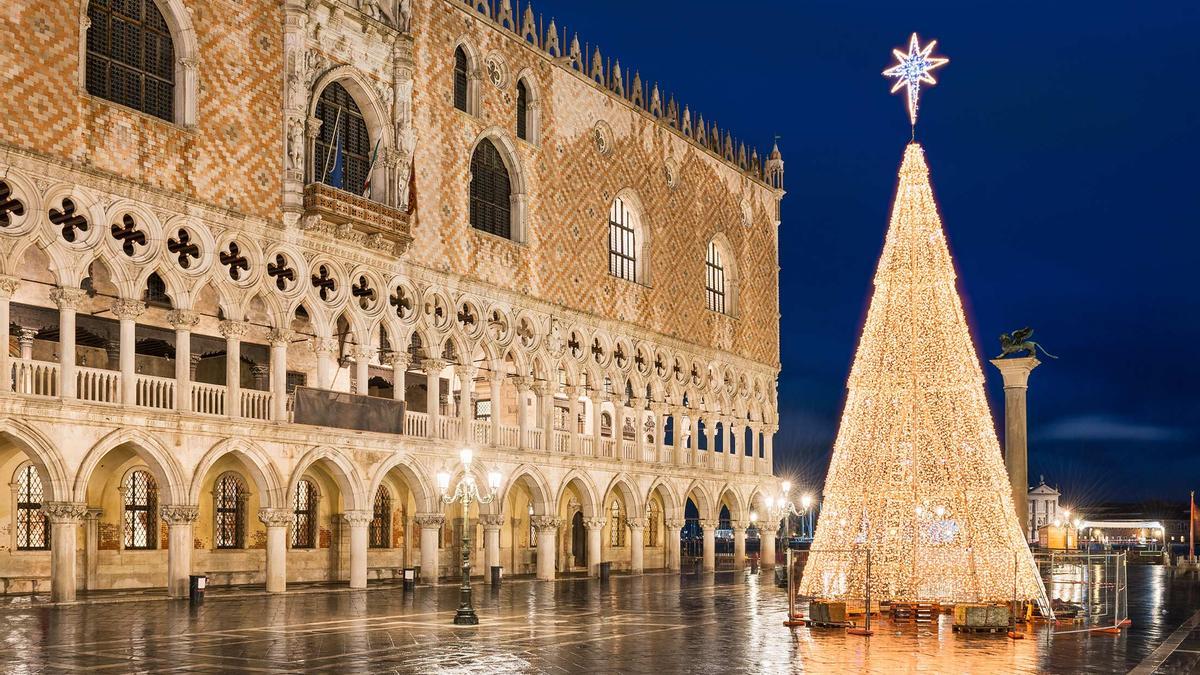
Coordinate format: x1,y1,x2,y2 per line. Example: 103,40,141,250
437,448,501,626
763,481,803,592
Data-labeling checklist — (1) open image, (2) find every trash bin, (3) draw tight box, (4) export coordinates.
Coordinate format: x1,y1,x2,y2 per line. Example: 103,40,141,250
188,574,207,604
403,568,416,592
490,565,502,586
598,561,611,582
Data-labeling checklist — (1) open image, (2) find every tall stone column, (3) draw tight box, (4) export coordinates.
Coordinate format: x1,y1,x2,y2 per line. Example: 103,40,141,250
631,398,646,460
612,398,626,460
672,407,687,464
386,352,409,403
488,369,504,446
568,386,585,454
268,330,294,422
651,403,667,462
732,524,747,569
761,523,777,569
84,507,101,590
730,422,744,472
259,508,291,593
353,347,374,397
532,516,560,580
109,299,144,406
455,365,476,442
584,518,605,577
533,381,555,452
50,287,86,400
480,513,504,580
162,505,199,598
0,276,18,392
701,520,716,572
514,376,533,449
587,389,604,454
762,425,776,475
990,356,1040,540
43,501,87,602
218,320,249,417
312,338,338,390
166,310,199,412
343,510,371,589
421,359,446,439
415,513,444,584
627,518,645,574
665,519,684,571
705,417,716,455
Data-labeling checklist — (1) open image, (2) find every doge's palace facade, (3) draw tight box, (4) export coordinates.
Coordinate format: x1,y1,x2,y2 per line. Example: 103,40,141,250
0,0,784,601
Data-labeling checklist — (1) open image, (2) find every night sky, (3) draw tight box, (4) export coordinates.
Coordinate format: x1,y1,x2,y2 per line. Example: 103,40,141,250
534,1,1200,503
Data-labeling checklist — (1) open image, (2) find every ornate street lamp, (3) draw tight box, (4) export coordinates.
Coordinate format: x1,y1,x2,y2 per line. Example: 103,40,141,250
437,448,501,626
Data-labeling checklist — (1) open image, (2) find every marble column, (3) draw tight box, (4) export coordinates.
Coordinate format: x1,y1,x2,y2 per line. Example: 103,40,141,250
586,388,603,455
268,330,293,422
514,376,533,449
343,510,371,589
50,287,86,400
421,359,446,439
701,520,716,572
480,513,504,581
651,403,667,462
312,338,338,390
705,416,716,455
166,310,199,412
488,369,504,446
732,524,746,569
218,320,249,417
568,386,585,454
585,518,604,577
612,398,626,460
83,507,101,591
761,523,777,569
353,347,373,397
258,508,291,593
415,513,444,584
730,422,744,472
630,398,646,460
386,352,409,403
533,381,555,452
665,519,684,571
990,356,1040,540
0,276,18,392
628,518,645,574
672,407,686,465
17,326,36,360
162,504,199,598
455,364,475,442
532,516,560,581
44,501,87,602
762,425,776,475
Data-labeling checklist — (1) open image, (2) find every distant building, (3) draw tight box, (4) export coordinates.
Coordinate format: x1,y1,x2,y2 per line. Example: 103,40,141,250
1028,477,1061,543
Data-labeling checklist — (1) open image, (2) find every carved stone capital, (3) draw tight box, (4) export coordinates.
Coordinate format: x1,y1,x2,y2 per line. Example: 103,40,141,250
479,513,506,529
531,381,554,397
626,517,647,531
530,515,562,532
310,337,338,355
258,508,293,527
160,504,200,525
111,298,147,321
50,286,86,310
385,352,411,369
351,346,376,361
453,364,476,379
166,309,200,330
342,510,373,527
420,358,446,375
42,501,88,524
17,327,37,344
512,376,533,392
218,320,252,339
0,276,19,298
665,519,687,531
268,328,296,346
414,513,445,528
583,518,607,531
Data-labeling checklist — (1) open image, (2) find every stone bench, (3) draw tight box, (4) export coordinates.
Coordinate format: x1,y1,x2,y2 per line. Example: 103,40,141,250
203,570,259,587
0,576,50,595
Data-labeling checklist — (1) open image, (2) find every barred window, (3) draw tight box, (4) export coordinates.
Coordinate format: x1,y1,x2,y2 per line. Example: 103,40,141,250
369,486,391,549
86,0,175,122
292,479,317,548
609,501,624,547
15,465,49,551
474,399,492,420
214,473,246,549
123,469,158,549
608,197,637,282
647,501,660,547
314,82,373,197
705,240,727,314
454,47,469,112
285,371,307,394
516,79,528,140
144,271,171,307
469,139,513,239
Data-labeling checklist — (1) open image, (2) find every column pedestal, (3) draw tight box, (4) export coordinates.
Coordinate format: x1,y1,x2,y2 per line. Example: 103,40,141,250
990,356,1040,541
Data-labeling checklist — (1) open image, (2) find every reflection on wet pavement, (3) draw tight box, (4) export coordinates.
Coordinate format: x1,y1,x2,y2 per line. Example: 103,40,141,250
0,565,1196,673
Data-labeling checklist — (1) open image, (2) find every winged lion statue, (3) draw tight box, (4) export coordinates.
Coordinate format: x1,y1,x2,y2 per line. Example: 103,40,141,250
996,327,1057,359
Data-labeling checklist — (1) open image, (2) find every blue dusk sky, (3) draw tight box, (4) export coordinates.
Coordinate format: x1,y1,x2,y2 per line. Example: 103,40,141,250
531,1,1200,502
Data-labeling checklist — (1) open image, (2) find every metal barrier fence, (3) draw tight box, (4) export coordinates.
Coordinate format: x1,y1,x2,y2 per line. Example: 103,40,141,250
1034,550,1129,634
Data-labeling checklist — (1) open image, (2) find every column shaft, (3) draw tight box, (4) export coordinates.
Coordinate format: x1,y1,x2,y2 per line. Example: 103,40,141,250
702,524,716,571
629,524,645,574
345,511,370,589
733,526,746,569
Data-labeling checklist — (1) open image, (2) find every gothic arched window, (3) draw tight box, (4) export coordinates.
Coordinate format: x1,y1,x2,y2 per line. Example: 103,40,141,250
214,473,246,549
609,197,640,283
454,46,469,112
516,79,529,140
123,469,158,549
609,500,625,547
600,411,613,438
469,139,513,239
647,500,660,547
705,240,727,314
86,0,175,122
370,486,391,549
292,479,317,548
15,464,49,550
314,82,372,196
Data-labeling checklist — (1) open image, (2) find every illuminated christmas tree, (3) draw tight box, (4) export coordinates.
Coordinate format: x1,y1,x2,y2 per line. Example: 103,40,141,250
798,142,1047,605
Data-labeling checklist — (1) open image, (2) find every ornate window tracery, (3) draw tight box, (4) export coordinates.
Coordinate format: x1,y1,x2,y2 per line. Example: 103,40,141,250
214,473,246,549
370,486,391,549
469,139,513,239
609,500,624,547
123,469,158,549
86,0,175,122
292,479,317,548
15,464,49,551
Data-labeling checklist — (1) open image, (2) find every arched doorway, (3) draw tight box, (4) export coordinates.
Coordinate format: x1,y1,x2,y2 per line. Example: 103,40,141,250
571,510,586,569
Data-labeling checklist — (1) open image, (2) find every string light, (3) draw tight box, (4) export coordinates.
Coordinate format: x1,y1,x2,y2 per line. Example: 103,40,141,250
882,33,949,126
798,143,1046,605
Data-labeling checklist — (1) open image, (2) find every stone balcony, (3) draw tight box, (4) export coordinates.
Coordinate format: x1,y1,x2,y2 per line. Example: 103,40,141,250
301,183,413,256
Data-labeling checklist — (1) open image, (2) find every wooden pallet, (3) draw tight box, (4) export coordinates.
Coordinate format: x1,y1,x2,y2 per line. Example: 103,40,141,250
951,624,1008,634
804,619,857,629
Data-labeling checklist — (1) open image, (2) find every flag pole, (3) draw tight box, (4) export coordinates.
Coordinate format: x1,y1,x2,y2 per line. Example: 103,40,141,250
1190,490,1195,562
321,108,343,182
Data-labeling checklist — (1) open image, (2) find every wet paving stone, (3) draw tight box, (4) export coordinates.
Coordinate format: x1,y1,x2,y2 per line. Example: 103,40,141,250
0,566,1196,673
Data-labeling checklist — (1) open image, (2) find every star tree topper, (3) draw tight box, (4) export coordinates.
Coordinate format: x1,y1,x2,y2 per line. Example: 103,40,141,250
882,33,949,126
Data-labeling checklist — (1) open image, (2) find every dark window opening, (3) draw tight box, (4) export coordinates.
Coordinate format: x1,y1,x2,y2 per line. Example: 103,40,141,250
314,82,373,197
86,0,175,122
454,47,469,112
469,139,513,239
